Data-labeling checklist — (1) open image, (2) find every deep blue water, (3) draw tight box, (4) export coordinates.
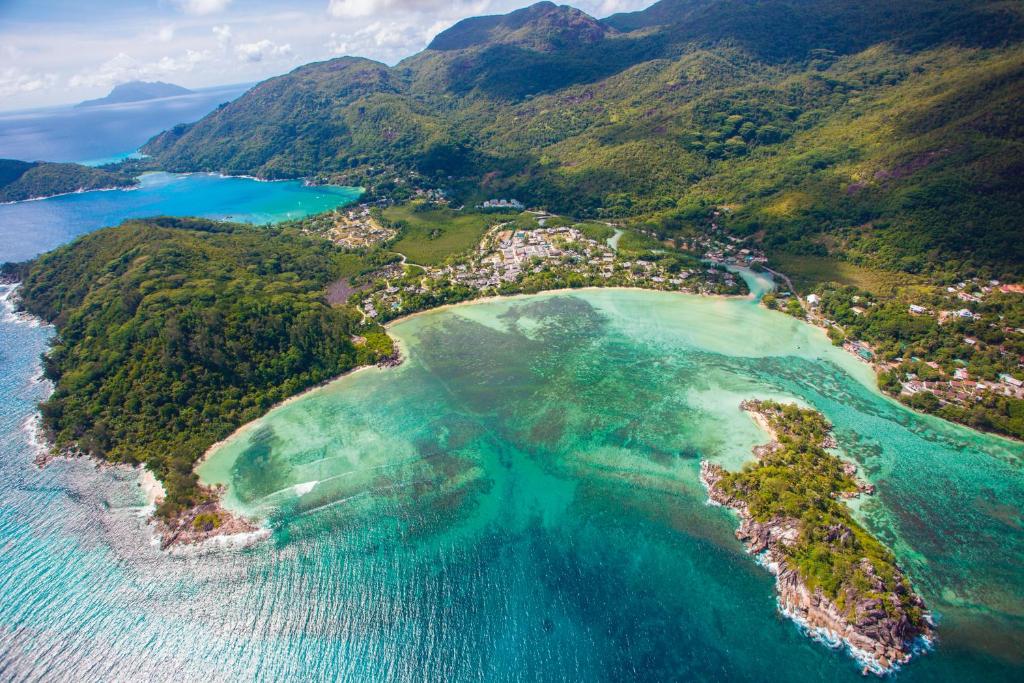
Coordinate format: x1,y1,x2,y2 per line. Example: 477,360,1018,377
0,84,249,164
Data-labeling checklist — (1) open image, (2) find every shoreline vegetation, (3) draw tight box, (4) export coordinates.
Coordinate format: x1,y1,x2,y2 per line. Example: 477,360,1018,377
701,400,932,674
0,159,138,203
763,283,1024,443
3,200,1013,562
3,201,1012,556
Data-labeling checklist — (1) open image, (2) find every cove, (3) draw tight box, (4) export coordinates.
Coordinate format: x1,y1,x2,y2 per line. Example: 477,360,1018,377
188,285,1024,681
0,171,362,262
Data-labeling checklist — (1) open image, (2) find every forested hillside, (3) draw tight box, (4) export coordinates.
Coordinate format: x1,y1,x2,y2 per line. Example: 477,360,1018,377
8,218,391,514
0,159,136,202
142,0,1024,277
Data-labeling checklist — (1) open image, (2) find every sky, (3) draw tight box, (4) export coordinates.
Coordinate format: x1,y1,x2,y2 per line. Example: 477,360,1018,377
0,0,654,111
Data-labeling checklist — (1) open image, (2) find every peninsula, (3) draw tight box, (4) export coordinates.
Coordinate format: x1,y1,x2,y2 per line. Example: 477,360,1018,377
0,158,137,203
701,400,932,673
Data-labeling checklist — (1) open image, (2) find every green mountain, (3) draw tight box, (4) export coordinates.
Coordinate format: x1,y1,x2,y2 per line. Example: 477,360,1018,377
142,0,1024,277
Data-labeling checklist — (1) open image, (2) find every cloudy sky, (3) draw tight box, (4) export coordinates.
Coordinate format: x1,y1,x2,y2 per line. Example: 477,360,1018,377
0,0,652,111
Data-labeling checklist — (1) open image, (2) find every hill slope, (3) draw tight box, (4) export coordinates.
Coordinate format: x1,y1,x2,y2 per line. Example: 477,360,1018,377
142,0,1024,277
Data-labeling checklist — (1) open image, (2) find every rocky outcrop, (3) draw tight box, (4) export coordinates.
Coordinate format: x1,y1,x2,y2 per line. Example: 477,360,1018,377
154,488,261,550
699,403,933,674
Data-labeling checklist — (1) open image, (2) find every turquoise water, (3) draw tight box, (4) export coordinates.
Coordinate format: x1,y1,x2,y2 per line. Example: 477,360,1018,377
0,255,1021,677
0,172,362,262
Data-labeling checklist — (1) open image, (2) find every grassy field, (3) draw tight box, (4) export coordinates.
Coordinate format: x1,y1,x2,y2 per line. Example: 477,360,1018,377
383,203,498,266
576,222,615,241
616,229,663,257
770,254,924,295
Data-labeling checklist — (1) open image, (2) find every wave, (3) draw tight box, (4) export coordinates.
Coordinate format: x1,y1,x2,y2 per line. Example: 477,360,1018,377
0,283,47,328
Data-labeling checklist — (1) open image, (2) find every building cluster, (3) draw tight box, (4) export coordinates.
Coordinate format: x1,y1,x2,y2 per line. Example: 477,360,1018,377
305,204,397,249
677,231,768,267
358,222,741,321
901,370,1024,404
414,188,449,204
478,198,525,210
803,274,1024,409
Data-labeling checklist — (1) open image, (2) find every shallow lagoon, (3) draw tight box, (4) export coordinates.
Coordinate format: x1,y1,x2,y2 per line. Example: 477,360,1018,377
187,285,1024,681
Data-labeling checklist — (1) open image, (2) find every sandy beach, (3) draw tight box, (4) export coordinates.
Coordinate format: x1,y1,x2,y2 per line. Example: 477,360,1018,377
138,466,166,507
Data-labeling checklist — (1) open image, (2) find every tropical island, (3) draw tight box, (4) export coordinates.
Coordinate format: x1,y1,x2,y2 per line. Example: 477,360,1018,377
1,0,1022,673
0,158,137,203
701,400,932,673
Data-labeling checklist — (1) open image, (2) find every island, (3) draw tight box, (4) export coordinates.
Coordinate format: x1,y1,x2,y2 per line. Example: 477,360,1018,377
0,158,137,203
76,80,193,108
701,400,932,674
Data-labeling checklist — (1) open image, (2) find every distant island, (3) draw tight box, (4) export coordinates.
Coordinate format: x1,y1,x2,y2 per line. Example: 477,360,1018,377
0,158,136,203
76,81,193,108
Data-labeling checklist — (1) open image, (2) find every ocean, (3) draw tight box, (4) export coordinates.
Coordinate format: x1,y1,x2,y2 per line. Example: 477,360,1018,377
0,172,362,262
0,84,250,165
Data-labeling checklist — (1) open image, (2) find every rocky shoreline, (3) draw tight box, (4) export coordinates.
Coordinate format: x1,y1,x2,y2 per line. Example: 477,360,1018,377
700,401,932,674
31,434,262,550
151,485,262,551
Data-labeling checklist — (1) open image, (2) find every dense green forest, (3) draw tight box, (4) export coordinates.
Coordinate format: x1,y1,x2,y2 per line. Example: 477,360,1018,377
140,0,1024,278
7,218,392,515
0,159,136,202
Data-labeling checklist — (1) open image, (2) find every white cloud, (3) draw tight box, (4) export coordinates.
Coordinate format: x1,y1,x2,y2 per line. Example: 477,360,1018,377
213,24,233,48
235,40,293,63
325,32,349,56
327,0,488,20
157,25,176,43
594,0,650,14
0,67,58,97
174,0,233,15
327,0,394,19
69,50,210,89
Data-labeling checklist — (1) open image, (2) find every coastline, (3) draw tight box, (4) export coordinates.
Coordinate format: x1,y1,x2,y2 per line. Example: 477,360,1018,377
0,182,139,206
381,283,753,330
195,357,399,472
4,280,267,550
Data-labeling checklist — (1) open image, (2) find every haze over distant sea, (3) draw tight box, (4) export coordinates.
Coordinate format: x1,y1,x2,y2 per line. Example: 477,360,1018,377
0,83,249,164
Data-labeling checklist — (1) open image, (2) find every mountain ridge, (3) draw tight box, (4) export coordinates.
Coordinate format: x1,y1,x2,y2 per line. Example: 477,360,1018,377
140,0,1024,276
